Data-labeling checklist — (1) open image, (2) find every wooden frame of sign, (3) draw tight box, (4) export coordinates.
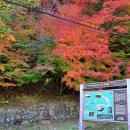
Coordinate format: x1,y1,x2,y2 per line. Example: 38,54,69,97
79,79,130,130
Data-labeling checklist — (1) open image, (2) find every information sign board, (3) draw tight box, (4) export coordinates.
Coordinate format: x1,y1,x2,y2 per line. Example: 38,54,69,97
79,79,130,130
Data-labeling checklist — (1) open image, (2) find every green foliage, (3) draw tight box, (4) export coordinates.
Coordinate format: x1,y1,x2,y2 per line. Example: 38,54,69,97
27,37,56,54
0,53,9,63
82,0,106,16
0,24,12,35
37,54,69,73
15,71,42,86
0,21,12,39
1,0,130,91
12,0,40,7
101,5,130,78
0,0,39,24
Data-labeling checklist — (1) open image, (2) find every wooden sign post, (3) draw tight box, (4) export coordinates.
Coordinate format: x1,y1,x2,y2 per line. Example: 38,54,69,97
80,79,130,130
127,79,130,129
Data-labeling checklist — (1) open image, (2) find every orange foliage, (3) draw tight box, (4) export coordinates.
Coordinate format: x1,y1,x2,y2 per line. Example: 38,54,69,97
39,0,130,90
0,33,28,87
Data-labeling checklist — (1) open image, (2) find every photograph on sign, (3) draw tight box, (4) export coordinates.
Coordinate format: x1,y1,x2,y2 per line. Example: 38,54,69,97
83,90,114,121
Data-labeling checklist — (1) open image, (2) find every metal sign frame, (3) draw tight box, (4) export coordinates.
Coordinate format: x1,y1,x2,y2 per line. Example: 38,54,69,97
79,79,130,130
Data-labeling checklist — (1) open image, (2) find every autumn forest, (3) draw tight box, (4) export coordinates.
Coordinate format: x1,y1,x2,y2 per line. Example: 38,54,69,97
0,0,130,94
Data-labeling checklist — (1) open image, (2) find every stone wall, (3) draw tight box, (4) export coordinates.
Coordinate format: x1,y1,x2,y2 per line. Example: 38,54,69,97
0,101,79,126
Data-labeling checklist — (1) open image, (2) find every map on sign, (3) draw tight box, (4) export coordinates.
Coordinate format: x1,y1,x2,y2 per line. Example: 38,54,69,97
83,90,114,120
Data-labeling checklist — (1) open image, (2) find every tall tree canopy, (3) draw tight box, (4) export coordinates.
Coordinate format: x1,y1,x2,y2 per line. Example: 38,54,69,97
40,0,130,90
0,0,130,91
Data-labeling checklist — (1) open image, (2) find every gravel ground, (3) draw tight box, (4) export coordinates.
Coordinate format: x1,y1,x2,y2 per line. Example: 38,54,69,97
0,118,128,130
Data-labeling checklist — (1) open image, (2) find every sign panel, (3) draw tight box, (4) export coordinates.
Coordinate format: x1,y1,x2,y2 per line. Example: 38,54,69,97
83,89,127,122
83,90,114,121
83,80,127,90
80,79,130,130
114,89,128,122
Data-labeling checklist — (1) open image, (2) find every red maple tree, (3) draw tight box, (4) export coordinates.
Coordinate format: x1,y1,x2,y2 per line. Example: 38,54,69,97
40,0,130,90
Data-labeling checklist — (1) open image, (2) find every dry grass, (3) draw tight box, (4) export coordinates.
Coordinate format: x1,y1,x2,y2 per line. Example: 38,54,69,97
0,90,79,108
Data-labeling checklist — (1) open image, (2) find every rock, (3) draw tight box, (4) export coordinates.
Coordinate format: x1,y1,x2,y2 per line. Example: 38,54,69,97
21,120,29,125
28,115,34,119
15,115,21,120
40,110,45,115
66,115,71,119
22,115,28,120
50,116,55,120
0,118,4,124
32,105,37,109
36,115,43,120
0,101,79,126
43,113,50,120
13,118,22,125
